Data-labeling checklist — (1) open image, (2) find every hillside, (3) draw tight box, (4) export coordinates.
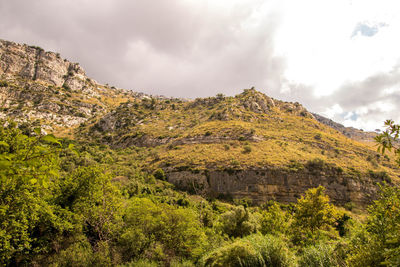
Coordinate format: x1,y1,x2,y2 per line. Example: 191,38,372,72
1,39,399,206
77,88,398,205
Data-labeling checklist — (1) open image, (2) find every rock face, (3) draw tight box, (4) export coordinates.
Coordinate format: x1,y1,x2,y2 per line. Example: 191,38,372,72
0,39,133,133
167,167,384,206
0,39,91,90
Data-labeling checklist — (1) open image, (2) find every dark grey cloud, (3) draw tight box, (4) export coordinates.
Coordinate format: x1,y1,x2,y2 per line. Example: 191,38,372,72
1,0,399,130
0,0,284,98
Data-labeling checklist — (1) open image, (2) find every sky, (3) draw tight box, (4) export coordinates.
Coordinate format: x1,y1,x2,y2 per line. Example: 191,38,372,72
1,0,400,131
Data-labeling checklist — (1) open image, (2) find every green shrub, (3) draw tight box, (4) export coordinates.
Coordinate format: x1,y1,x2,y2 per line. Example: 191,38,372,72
202,234,296,267
49,239,93,267
299,243,339,267
120,259,159,267
242,145,252,154
260,202,290,235
306,158,325,172
216,206,259,238
314,133,322,140
119,198,207,262
170,259,196,267
153,168,166,181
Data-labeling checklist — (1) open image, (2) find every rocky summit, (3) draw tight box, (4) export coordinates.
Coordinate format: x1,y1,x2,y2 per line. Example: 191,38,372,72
1,39,398,206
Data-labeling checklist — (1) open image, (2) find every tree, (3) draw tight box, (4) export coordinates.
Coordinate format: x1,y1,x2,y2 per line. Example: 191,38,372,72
0,123,71,264
375,119,400,165
260,201,290,236
347,185,400,266
346,120,400,266
292,186,339,245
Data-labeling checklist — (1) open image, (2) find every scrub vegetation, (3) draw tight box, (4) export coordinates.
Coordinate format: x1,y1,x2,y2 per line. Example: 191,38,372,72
1,121,399,266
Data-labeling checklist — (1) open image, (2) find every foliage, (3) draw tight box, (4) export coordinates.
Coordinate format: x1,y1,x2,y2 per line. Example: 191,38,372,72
202,234,296,267
298,243,340,267
260,202,291,235
292,186,339,245
376,119,400,165
2,116,400,266
0,123,71,264
347,184,400,266
216,205,259,238
119,197,207,262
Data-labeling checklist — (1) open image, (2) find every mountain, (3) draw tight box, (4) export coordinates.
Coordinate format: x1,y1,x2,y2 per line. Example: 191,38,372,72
312,113,378,143
1,39,398,206
0,39,139,136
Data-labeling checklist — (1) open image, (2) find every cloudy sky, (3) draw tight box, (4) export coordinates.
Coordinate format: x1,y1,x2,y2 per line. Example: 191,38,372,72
1,0,400,131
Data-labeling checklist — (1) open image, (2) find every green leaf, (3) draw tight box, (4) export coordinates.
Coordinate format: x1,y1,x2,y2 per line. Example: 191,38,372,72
41,180,48,189
48,169,58,177
29,178,37,184
0,141,9,148
42,134,61,146
68,143,80,156
34,128,41,135
0,160,11,169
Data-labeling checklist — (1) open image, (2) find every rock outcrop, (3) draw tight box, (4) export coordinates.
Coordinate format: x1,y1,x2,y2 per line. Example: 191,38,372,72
167,166,387,206
0,39,93,91
0,39,134,133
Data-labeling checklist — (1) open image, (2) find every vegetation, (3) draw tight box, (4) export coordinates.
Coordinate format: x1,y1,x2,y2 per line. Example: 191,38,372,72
3,42,399,265
0,120,399,266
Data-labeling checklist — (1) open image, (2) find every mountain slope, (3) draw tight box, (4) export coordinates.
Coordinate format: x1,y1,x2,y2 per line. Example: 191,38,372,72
1,39,398,206
83,88,399,205
0,39,135,136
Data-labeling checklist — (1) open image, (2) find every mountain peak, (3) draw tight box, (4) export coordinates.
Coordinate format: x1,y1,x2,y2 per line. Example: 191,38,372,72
0,39,94,91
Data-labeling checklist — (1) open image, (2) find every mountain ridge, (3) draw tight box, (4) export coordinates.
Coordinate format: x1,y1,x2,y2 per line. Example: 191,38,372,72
0,38,398,206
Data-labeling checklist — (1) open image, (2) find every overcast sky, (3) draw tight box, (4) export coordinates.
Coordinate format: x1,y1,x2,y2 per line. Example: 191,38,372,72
1,0,400,131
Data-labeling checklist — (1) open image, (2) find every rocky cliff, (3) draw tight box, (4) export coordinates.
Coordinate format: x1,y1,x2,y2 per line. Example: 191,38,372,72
166,165,389,206
0,39,134,135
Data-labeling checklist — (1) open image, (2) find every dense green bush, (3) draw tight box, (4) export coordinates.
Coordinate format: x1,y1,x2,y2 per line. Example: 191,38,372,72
216,205,259,238
202,234,296,267
119,197,207,262
298,243,339,267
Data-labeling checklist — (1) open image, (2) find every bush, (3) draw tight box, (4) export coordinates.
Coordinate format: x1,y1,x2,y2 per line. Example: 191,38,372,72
306,158,325,172
121,259,159,267
205,131,212,136
216,206,259,238
49,239,93,267
119,198,207,262
202,234,296,267
299,243,339,267
153,168,166,181
242,145,252,154
260,202,290,235
314,133,322,140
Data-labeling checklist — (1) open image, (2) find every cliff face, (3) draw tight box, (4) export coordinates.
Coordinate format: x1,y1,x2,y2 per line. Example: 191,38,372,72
0,40,89,90
0,39,134,135
167,167,386,206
